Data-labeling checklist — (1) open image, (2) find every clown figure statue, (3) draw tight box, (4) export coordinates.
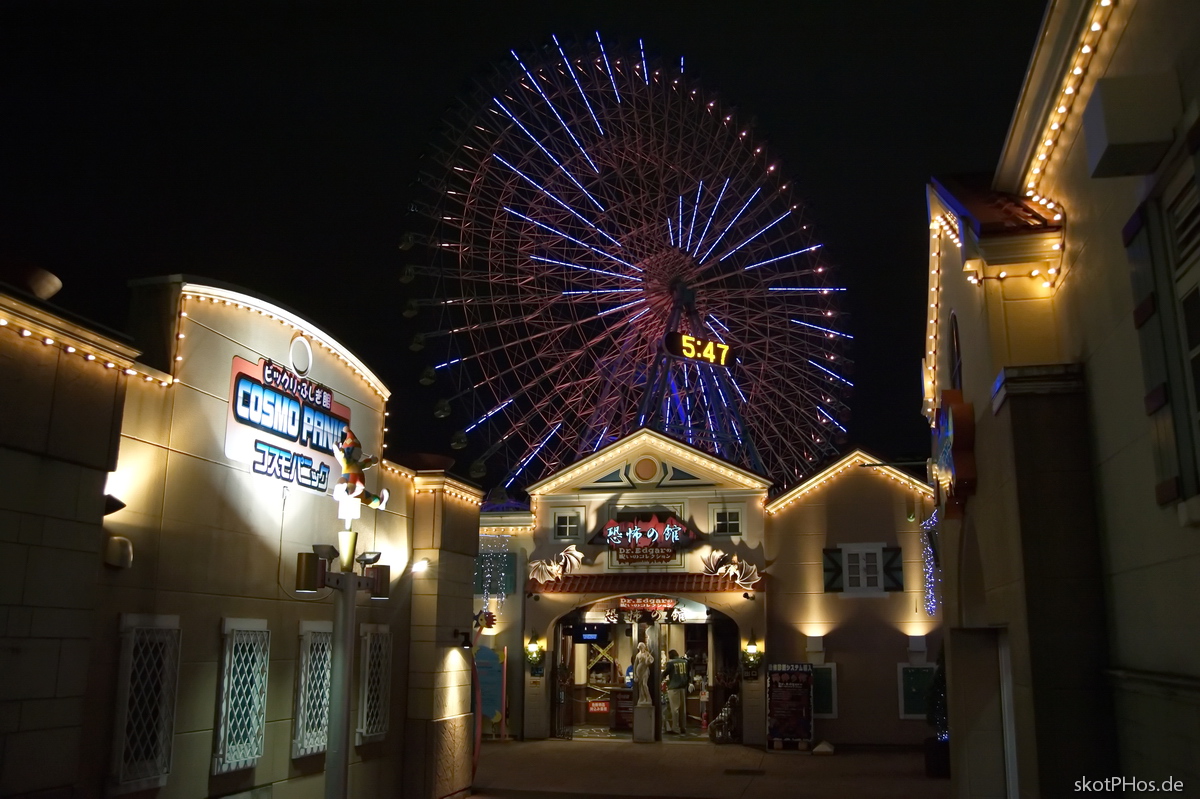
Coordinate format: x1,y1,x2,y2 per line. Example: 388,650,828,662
333,428,389,510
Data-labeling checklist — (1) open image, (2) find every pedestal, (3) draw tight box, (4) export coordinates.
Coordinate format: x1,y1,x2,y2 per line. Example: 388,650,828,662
633,705,656,743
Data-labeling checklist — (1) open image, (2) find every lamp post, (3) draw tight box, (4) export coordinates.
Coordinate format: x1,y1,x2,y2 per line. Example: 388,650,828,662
296,516,390,799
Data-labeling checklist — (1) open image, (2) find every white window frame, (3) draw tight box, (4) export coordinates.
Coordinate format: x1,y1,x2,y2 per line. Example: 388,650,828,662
708,502,746,536
898,663,938,720
212,618,270,775
812,662,838,719
1167,162,1200,450
109,614,181,795
841,543,886,596
292,620,333,759
357,623,392,744
551,507,585,540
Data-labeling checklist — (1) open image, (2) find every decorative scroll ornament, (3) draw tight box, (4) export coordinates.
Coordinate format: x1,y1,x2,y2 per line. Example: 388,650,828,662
528,545,583,584
702,551,759,591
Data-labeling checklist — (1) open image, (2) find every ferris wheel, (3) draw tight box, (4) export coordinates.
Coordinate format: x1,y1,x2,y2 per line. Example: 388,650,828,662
406,33,851,491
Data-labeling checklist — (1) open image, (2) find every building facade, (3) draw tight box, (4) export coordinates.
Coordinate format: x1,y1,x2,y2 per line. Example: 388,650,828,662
921,0,1200,794
476,431,940,748
0,276,481,799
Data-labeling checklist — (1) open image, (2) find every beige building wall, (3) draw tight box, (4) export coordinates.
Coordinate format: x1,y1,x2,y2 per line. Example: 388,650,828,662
766,452,939,746
83,278,417,798
922,0,1200,791
0,290,140,797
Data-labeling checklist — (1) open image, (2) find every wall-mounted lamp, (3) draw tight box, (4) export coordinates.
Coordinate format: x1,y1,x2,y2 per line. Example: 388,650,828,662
526,631,545,670
742,592,755,600
452,629,473,649
411,558,430,574
741,630,763,671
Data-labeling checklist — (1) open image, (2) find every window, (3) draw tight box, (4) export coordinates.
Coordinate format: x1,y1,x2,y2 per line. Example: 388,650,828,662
292,621,332,759
1125,154,1200,504
357,624,392,744
822,544,903,595
212,618,270,775
898,664,938,720
709,502,745,535
110,614,181,794
553,509,583,539
812,664,838,719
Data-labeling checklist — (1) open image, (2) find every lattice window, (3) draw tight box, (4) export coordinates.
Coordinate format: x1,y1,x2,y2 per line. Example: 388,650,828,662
292,621,333,759
110,614,181,794
356,624,392,744
212,618,270,775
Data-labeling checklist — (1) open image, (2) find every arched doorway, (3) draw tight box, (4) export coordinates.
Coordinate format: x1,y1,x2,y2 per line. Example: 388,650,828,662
549,594,742,743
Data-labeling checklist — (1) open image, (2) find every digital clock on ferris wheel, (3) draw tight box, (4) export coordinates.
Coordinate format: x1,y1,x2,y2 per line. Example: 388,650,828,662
663,332,737,368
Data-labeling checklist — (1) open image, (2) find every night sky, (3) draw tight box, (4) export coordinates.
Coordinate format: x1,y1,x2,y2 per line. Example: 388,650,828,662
1,1,1047,483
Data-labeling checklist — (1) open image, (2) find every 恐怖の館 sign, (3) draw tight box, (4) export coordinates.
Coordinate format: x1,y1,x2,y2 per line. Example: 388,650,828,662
592,514,695,565
225,356,351,493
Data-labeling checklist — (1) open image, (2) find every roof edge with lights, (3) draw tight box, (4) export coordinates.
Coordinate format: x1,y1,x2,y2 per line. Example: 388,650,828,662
765,448,932,514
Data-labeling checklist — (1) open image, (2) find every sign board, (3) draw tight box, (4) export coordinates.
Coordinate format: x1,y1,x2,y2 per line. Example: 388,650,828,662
663,331,736,368
766,663,814,749
598,515,695,564
225,356,351,494
477,646,503,722
619,597,677,612
613,689,633,730
588,700,610,714
933,388,976,509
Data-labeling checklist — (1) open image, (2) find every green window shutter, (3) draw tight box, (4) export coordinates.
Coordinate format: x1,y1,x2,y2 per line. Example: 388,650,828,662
1125,199,1200,503
812,666,835,715
882,547,903,591
822,548,843,592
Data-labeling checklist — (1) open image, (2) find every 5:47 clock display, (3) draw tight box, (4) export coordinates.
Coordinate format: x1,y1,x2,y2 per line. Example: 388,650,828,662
664,332,737,368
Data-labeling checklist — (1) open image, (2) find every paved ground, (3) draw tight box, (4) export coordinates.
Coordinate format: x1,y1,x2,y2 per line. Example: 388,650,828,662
472,739,951,799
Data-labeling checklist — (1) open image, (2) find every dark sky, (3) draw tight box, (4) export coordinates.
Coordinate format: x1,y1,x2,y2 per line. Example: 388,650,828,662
1,1,1047,478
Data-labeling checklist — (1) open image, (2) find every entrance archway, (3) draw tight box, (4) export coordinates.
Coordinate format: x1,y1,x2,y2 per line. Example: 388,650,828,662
549,595,742,743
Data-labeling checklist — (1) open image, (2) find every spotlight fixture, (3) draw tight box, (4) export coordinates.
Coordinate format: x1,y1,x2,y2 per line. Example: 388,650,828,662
411,558,430,574
453,629,473,649
313,544,339,562
355,551,382,570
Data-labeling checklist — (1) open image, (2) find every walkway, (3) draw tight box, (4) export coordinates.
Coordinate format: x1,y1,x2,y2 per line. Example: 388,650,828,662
471,740,950,799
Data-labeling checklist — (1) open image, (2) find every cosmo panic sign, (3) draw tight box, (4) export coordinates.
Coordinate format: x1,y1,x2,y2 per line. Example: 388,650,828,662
225,356,350,493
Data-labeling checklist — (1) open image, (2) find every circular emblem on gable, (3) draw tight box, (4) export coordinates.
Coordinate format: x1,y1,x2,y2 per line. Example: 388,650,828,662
289,334,313,377
633,457,659,482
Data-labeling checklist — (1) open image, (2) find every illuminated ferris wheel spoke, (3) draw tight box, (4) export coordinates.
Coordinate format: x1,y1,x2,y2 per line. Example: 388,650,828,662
492,154,621,247
667,216,675,246
817,406,848,433
698,187,761,264
806,358,854,386
712,209,792,265
639,39,649,85
504,422,563,488
511,51,600,174
505,208,641,271
790,318,854,339
743,244,824,272
493,98,604,211
596,33,621,103
691,177,729,258
528,255,640,282
686,181,704,251
465,399,515,433
554,35,604,135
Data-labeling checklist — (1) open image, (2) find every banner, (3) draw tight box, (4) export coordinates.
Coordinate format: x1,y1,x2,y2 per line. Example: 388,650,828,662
766,663,814,748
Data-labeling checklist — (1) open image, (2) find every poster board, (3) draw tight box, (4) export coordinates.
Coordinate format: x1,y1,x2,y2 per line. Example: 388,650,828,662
766,663,814,749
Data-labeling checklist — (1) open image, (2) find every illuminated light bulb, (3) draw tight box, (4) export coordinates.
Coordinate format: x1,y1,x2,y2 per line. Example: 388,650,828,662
177,333,185,339
1032,269,1040,277
0,319,6,325
998,271,1007,279
144,376,154,382
1100,0,1110,5
1081,45,1091,54
175,356,183,361
180,312,188,317
1047,202,1055,209
1043,280,1052,288
20,329,31,337
105,362,114,368
1038,153,1047,160
65,346,75,353
1073,67,1083,75
1052,243,1062,250
1027,191,1035,196
1091,22,1101,31
85,354,96,361
42,337,54,345
1054,213,1063,221
160,381,169,387
1050,122,1060,130
1058,105,1068,113
1048,267,1057,275
1045,139,1054,146
1064,86,1075,95
1027,181,1036,188
1033,195,1041,202
1033,167,1041,174
124,368,137,375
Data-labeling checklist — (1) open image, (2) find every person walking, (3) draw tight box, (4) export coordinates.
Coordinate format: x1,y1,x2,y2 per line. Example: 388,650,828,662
664,649,689,734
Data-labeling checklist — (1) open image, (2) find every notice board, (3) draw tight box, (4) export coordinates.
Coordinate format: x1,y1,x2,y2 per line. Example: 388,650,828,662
766,663,813,749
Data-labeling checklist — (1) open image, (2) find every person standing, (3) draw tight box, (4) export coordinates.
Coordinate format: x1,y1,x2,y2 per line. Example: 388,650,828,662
664,649,689,733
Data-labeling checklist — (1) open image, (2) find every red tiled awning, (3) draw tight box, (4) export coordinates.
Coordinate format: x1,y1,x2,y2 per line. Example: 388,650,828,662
527,573,762,594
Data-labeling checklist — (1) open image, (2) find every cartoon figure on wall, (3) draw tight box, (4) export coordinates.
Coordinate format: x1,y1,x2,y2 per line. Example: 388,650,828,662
332,428,389,509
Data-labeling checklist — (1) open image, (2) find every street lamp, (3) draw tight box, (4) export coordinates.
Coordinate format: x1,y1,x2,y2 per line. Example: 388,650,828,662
295,526,390,799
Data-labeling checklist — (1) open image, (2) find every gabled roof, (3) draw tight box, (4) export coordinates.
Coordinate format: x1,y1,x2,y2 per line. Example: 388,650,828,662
526,427,772,496
765,448,932,515
931,175,1061,238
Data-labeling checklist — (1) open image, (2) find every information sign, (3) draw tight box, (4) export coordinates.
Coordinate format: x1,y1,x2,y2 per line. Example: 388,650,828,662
766,663,814,749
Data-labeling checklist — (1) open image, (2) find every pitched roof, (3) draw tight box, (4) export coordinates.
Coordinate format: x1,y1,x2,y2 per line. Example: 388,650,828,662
766,448,932,514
